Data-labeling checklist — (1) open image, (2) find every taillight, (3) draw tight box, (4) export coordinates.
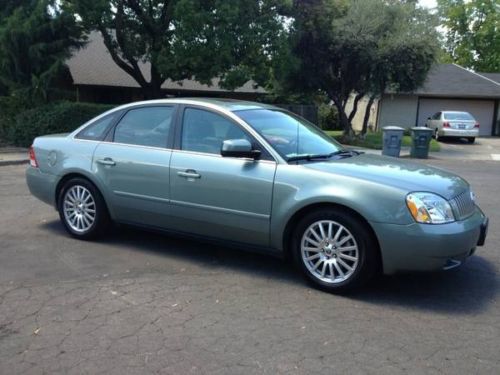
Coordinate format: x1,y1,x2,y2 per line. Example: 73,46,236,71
474,123,480,128
443,122,450,128
29,146,38,168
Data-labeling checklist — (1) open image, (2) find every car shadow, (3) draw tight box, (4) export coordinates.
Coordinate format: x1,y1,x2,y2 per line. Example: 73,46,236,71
42,220,301,286
438,137,478,145
42,220,498,315
350,256,498,314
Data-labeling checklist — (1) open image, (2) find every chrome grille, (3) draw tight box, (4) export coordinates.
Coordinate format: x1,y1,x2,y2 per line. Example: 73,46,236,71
450,190,475,220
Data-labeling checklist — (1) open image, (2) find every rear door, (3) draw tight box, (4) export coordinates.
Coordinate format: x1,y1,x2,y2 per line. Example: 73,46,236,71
93,105,177,227
168,106,276,247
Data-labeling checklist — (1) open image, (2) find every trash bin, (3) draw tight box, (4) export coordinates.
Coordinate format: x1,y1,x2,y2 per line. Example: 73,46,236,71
382,126,405,157
410,127,434,159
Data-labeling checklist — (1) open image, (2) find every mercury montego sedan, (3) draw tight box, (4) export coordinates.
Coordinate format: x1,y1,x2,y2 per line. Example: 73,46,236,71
26,99,488,292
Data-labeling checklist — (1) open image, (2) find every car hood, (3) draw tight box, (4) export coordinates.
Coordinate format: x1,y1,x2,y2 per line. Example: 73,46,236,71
303,154,468,199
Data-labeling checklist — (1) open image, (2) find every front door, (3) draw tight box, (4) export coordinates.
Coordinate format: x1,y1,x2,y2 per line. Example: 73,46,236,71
93,105,176,227
169,107,276,247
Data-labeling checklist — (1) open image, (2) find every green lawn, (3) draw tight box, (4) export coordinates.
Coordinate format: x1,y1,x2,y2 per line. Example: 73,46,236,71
325,130,440,152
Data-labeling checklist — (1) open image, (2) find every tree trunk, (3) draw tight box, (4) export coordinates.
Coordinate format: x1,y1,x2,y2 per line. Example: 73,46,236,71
361,96,376,135
143,80,164,100
348,93,364,124
331,96,352,137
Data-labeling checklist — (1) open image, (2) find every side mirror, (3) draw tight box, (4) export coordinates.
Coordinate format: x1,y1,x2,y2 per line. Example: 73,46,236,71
221,139,261,159
427,117,431,120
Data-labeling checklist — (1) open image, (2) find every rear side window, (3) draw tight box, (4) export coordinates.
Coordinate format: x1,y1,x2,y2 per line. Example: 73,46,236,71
113,106,174,148
76,113,116,141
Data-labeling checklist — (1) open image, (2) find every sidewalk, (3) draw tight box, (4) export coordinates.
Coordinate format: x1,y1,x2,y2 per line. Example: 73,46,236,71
0,147,28,166
347,137,500,161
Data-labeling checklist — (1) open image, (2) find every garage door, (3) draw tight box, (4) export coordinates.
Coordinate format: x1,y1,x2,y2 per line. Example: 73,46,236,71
417,98,494,136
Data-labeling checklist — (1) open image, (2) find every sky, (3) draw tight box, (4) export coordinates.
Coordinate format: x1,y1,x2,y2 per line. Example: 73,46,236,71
418,0,438,10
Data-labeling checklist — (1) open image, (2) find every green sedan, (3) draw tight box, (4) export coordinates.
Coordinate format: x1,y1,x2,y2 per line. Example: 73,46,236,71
26,99,488,292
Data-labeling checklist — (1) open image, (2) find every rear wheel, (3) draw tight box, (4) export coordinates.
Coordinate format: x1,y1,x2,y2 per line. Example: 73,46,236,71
467,137,475,144
434,129,440,141
57,178,109,240
291,209,378,293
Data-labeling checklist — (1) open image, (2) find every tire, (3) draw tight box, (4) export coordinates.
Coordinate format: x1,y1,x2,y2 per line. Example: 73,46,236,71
57,177,110,240
434,129,440,141
467,137,475,144
291,208,378,293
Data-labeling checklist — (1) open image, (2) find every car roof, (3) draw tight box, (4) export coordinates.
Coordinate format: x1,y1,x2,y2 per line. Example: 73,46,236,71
442,110,472,114
116,98,279,113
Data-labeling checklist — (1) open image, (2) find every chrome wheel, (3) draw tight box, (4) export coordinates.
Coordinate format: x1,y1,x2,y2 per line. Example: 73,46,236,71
63,185,96,233
301,220,359,284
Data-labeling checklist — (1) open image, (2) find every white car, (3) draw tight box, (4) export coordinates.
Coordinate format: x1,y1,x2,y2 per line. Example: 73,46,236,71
425,111,479,143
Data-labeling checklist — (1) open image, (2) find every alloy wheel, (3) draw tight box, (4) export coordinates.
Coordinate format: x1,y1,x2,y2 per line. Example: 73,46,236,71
301,220,359,284
63,185,96,233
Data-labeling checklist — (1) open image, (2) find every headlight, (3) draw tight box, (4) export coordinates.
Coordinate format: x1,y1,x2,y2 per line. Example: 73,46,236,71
406,192,455,224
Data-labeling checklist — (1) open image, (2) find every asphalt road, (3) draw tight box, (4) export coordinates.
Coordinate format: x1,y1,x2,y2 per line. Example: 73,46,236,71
0,161,499,374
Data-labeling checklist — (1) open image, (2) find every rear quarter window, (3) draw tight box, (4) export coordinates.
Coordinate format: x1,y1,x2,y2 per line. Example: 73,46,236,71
76,113,117,141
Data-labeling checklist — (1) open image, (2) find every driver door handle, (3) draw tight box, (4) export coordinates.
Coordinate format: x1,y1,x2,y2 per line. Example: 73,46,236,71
96,158,116,166
177,170,201,179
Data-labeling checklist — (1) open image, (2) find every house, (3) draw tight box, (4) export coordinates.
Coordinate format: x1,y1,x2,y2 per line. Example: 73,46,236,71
369,64,500,136
64,32,318,123
65,32,266,104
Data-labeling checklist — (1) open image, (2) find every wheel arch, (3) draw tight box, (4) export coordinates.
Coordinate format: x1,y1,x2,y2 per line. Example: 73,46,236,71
54,171,114,219
282,202,383,272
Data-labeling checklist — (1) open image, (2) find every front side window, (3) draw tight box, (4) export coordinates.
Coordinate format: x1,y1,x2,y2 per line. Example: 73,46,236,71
113,106,174,148
181,108,250,154
236,109,343,161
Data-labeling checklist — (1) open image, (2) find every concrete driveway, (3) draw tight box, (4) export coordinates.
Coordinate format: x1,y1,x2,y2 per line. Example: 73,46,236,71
436,137,500,161
0,161,499,374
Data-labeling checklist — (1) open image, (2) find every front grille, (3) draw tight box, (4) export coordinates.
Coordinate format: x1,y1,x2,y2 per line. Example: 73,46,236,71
450,189,475,220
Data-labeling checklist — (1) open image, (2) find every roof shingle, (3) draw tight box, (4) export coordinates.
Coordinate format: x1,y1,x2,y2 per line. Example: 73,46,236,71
66,31,265,94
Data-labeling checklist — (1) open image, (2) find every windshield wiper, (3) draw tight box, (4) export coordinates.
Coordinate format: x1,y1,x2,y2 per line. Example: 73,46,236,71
287,149,362,162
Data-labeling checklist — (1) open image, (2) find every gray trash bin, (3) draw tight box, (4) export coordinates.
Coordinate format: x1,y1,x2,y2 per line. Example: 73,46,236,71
382,126,405,157
410,127,434,159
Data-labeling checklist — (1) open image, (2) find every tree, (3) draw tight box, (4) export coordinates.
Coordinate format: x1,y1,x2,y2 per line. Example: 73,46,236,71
281,0,439,136
438,0,500,72
64,0,289,99
0,0,84,102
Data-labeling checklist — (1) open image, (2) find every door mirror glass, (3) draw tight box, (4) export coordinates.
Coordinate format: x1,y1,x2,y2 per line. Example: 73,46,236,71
221,139,260,159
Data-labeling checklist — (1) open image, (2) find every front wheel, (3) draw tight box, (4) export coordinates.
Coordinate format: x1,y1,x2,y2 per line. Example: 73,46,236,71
291,209,378,293
58,178,110,240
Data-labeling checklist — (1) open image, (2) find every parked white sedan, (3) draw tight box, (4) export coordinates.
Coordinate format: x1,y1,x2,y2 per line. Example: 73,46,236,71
425,111,479,143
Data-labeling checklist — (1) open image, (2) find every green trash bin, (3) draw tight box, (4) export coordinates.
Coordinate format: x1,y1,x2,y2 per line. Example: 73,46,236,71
382,126,404,157
410,127,434,159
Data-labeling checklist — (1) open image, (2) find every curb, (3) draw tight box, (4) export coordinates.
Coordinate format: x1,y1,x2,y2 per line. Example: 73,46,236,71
0,159,28,167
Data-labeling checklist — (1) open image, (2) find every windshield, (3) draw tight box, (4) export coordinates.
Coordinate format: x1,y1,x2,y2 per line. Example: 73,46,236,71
444,112,474,121
235,109,344,161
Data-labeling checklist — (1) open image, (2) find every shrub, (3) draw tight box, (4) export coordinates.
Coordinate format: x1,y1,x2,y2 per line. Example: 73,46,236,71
6,101,114,147
318,103,339,130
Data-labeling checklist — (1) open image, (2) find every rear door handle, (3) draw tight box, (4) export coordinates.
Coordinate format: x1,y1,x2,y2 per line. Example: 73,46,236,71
177,170,201,179
96,158,116,166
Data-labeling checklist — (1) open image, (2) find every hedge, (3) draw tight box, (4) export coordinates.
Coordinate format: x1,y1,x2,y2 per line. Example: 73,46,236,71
5,101,115,147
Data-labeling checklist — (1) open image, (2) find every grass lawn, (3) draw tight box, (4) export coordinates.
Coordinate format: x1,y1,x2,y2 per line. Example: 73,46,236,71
325,130,440,152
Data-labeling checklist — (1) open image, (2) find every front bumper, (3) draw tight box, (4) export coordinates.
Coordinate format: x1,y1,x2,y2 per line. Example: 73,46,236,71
371,207,487,274
440,128,479,138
